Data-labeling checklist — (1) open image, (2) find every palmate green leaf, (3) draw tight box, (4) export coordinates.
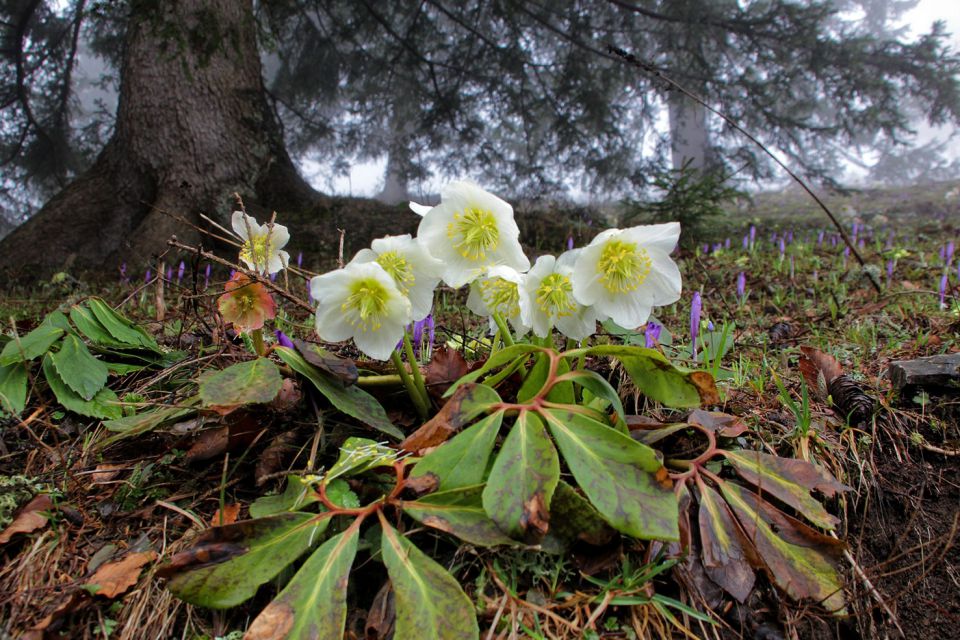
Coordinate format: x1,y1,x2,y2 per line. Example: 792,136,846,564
719,481,845,613
0,313,67,365
482,411,559,540
50,334,109,400
275,346,402,440
444,343,545,396
326,437,399,481
402,485,516,547
0,361,28,415
542,408,678,541
723,450,849,530
85,298,161,352
381,520,480,640
583,344,716,408
244,525,360,640
410,411,504,490
165,512,328,609
42,354,122,420
559,369,625,422
198,358,283,410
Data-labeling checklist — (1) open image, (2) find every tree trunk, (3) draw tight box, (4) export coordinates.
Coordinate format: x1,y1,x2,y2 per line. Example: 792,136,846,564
0,0,317,279
668,90,713,173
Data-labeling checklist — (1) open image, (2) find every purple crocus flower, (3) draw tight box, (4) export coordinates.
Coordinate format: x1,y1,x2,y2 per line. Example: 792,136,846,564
204,263,211,289
712,242,722,253
567,236,574,251
817,230,825,246
736,272,746,300
843,246,851,258
885,230,894,250
706,320,715,331
690,292,702,362
296,251,303,268
724,238,731,249
270,272,277,282
742,234,749,249
701,243,710,254
947,241,955,265
120,262,128,284
644,321,662,348
426,314,435,345
749,225,757,246
177,261,185,283
229,269,236,280
786,230,794,244
411,318,425,354
886,259,894,282
274,330,294,349
165,266,173,281
145,269,152,283
939,273,948,308
778,237,786,257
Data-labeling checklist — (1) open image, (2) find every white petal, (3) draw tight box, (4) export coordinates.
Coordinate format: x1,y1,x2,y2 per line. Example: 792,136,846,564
495,235,531,273
644,250,683,306
370,234,412,254
597,291,653,330
571,242,606,305
268,223,291,251
466,283,489,316
350,248,379,265
556,307,597,341
408,281,437,321
231,211,251,240
354,324,403,361
309,269,352,304
315,305,353,342
409,202,433,217
621,222,681,255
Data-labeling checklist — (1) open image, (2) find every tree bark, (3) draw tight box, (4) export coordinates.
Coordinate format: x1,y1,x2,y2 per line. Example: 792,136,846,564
0,0,317,279
668,90,713,173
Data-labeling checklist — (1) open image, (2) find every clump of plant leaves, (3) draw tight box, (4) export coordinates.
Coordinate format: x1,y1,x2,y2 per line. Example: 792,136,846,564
0,298,168,419
159,344,849,637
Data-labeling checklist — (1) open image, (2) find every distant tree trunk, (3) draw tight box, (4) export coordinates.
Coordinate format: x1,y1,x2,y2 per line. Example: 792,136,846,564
376,149,412,205
668,91,713,173
0,0,317,278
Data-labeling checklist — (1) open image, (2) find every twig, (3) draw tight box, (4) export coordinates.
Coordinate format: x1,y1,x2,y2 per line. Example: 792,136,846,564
832,529,904,636
607,45,881,294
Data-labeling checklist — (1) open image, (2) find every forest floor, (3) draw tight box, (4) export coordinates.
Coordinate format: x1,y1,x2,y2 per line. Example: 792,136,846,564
0,179,958,640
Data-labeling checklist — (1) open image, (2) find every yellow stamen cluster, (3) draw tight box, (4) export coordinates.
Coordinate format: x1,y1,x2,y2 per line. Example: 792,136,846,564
447,207,500,261
479,277,520,317
536,273,576,317
597,240,651,293
342,278,390,332
240,234,272,271
376,251,415,294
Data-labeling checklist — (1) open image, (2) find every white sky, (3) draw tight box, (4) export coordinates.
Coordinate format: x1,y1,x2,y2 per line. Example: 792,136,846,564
306,0,960,197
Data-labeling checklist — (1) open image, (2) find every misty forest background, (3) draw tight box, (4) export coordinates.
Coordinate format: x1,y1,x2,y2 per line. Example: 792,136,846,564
0,0,958,277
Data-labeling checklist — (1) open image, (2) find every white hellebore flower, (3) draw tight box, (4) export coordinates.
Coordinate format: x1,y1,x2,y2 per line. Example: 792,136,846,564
231,211,291,275
349,234,443,321
519,251,598,341
412,181,530,288
572,223,682,329
466,265,529,335
310,262,412,361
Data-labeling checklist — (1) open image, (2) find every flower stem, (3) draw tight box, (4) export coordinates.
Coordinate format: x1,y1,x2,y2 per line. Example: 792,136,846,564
403,331,431,412
390,350,428,421
492,313,514,346
251,328,265,357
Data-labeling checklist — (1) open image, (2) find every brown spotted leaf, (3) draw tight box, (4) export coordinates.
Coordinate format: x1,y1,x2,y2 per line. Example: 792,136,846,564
381,520,480,640
162,513,326,608
688,410,749,438
409,411,504,491
720,482,845,612
400,383,500,453
244,525,359,640
423,346,474,401
198,358,283,415
698,483,754,603
0,494,52,544
542,408,678,541
402,485,516,547
85,551,157,598
798,346,844,398
540,481,616,552
723,450,849,529
481,411,559,542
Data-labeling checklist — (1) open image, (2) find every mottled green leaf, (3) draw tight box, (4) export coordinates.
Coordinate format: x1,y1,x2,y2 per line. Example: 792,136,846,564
0,361,28,415
42,354,121,420
276,346,402,439
719,482,845,613
86,298,161,352
70,305,127,348
164,513,327,609
100,399,197,446
381,521,480,640
244,525,359,640
584,344,717,408
198,358,283,410
250,475,321,519
482,412,559,540
400,383,501,453
542,408,678,541
50,334,109,400
0,314,66,365
517,353,549,402
293,338,358,385
540,481,616,553
410,411,503,490
698,482,754,602
402,485,516,547
723,450,849,530
445,344,545,396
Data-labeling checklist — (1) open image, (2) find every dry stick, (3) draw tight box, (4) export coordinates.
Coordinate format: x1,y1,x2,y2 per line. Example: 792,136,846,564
829,530,905,637
337,228,346,269
607,45,881,294
166,238,314,313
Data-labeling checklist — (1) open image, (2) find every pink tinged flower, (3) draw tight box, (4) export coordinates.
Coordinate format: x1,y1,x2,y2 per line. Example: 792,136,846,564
218,273,277,333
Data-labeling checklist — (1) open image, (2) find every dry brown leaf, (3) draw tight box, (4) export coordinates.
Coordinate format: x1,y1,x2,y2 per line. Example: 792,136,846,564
210,503,241,526
86,550,157,598
0,494,52,544
423,346,475,401
89,463,127,485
